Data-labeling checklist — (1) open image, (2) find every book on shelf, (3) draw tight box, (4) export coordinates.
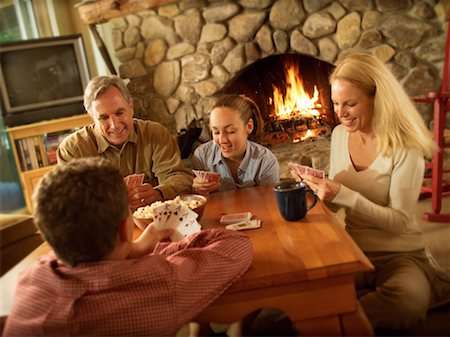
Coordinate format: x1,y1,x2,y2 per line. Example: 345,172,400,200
14,128,80,172
43,129,77,165
15,139,27,171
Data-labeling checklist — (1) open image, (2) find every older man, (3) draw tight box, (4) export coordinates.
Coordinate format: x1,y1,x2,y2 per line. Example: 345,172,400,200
57,75,193,210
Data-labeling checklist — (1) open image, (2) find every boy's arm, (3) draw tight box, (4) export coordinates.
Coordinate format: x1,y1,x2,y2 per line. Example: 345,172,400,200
154,229,253,327
128,223,174,258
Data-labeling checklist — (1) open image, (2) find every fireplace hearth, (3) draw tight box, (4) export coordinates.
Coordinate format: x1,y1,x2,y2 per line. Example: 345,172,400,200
221,54,338,146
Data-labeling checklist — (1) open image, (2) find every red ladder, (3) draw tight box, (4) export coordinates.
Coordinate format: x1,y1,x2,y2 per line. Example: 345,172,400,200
414,10,450,223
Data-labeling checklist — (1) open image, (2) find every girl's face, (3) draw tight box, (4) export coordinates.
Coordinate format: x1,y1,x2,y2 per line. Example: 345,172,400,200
210,106,253,161
331,79,375,134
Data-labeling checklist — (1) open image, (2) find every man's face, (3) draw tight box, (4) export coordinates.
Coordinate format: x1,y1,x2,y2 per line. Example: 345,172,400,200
90,86,134,147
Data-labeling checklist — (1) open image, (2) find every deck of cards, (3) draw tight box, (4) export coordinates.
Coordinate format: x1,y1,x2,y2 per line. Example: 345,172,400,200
150,196,202,241
288,162,325,179
193,170,221,183
220,212,261,231
124,173,145,187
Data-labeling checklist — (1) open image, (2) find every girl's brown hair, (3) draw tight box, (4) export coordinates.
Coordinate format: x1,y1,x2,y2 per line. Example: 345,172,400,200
212,94,264,142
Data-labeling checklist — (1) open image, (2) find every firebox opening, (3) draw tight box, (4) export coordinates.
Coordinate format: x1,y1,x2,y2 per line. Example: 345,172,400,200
221,54,339,145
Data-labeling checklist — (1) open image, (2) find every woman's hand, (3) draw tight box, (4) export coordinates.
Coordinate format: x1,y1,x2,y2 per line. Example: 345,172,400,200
290,169,302,182
193,176,220,195
129,222,174,258
302,175,341,202
128,183,162,211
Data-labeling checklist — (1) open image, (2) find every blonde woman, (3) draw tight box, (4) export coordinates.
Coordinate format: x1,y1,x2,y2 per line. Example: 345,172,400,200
192,94,280,194
296,53,450,332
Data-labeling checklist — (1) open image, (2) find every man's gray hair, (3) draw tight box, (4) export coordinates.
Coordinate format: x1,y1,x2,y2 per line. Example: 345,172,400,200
83,75,132,114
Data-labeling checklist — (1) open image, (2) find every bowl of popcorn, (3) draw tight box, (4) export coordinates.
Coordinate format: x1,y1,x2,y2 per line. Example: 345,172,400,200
132,205,153,230
133,194,207,230
179,194,207,220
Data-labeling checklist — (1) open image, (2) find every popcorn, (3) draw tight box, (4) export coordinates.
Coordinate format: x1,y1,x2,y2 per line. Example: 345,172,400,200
133,205,153,219
133,195,203,219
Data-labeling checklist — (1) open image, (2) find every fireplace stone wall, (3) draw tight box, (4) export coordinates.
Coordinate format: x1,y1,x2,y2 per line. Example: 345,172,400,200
105,0,448,177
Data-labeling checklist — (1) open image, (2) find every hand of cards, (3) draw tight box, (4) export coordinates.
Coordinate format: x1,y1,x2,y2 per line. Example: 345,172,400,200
124,173,145,187
140,196,202,241
288,162,325,179
193,170,221,183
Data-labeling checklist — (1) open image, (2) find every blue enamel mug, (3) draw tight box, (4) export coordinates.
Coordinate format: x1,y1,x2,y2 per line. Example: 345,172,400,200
273,181,318,221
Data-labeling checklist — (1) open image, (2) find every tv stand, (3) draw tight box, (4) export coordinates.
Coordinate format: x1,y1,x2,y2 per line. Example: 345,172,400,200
6,114,92,212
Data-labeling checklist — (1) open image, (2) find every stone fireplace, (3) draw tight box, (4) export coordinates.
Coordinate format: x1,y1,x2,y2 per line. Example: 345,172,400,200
103,0,448,177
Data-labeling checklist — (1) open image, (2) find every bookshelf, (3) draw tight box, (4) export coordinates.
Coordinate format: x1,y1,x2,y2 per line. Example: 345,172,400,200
6,114,93,212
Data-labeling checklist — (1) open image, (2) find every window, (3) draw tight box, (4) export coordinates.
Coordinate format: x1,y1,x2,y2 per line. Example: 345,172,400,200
0,0,38,212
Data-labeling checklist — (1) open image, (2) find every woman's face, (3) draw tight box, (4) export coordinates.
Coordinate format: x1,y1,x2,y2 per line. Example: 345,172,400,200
331,79,375,134
209,106,253,161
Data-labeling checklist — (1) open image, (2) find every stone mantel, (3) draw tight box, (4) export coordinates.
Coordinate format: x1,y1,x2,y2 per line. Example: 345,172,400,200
76,0,178,24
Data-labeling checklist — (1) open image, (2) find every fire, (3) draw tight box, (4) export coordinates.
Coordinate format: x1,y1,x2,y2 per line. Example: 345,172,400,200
270,63,322,120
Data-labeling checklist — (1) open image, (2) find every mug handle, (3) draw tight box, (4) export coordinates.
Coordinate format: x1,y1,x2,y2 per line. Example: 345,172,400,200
305,189,318,211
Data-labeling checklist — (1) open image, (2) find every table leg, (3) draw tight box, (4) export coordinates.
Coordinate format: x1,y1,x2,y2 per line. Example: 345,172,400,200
339,302,374,336
293,315,341,336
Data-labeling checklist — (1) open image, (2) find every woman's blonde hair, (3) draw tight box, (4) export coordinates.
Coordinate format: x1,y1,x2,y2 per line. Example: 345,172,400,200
330,53,435,158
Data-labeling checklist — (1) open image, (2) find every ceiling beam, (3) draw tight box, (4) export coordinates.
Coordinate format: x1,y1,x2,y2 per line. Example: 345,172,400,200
76,0,178,24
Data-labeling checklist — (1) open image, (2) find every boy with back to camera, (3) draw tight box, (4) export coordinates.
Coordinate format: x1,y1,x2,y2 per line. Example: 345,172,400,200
3,157,253,336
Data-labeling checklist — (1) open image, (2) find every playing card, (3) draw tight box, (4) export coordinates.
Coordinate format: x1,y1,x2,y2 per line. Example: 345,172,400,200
193,170,221,183
173,219,202,241
150,196,202,241
127,173,145,187
288,162,307,179
220,212,253,224
306,167,325,179
289,163,324,179
204,172,221,183
192,170,203,178
225,219,261,231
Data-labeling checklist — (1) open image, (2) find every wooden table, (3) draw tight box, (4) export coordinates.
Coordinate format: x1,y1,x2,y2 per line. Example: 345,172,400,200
1,185,374,335
195,185,374,336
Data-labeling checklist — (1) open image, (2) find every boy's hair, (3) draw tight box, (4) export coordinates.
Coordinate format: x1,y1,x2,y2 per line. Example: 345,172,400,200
32,158,129,266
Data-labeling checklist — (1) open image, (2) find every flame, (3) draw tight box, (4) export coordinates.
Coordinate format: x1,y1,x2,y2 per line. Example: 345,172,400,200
300,129,315,141
271,63,322,120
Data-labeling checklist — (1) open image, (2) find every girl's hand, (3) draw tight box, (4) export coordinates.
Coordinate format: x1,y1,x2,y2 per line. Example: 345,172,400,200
302,175,341,201
193,176,220,195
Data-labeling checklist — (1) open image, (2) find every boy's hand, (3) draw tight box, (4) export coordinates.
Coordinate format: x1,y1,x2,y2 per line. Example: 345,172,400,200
129,223,174,258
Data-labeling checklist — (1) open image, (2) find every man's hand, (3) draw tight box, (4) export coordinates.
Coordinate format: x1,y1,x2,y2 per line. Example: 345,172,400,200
129,222,174,258
192,176,220,195
128,183,162,211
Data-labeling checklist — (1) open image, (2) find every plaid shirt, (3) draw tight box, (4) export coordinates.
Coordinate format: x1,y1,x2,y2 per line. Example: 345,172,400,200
4,229,252,336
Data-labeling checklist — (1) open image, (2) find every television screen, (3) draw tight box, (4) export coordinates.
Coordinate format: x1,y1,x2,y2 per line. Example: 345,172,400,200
0,34,90,127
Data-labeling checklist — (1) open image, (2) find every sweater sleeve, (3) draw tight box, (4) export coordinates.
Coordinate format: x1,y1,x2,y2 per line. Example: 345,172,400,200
332,149,424,234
